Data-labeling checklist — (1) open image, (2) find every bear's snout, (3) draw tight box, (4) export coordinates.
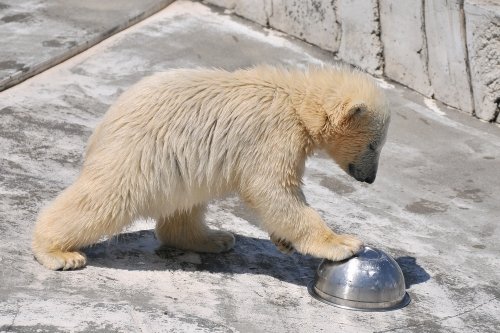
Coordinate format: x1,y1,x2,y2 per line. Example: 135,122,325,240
348,163,377,184
364,173,376,184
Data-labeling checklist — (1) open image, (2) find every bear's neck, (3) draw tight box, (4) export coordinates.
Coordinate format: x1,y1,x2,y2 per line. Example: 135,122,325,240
289,85,331,148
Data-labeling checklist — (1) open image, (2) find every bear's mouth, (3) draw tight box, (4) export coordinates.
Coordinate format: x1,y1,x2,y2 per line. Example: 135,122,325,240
348,163,376,184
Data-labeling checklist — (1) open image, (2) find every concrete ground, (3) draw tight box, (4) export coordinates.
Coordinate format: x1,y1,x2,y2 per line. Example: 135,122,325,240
0,1,499,332
0,0,174,91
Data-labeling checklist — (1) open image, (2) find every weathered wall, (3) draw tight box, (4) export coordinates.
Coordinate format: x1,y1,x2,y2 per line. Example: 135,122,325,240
380,0,433,97
203,0,500,123
425,0,473,113
337,0,383,76
464,0,500,123
268,0,340,52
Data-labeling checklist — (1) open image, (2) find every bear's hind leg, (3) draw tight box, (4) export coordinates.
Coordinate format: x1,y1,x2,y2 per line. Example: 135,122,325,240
155,204,235,253
33,180,132,270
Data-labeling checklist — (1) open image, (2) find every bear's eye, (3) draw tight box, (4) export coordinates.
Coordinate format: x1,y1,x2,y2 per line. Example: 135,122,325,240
369,143,376,151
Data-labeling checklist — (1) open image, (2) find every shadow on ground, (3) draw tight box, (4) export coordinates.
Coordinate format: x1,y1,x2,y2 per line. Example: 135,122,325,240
396,256,431,288
84,230,430,288
84,230,320,286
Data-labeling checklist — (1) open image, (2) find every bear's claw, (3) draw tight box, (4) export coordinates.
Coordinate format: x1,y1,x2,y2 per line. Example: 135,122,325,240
270,234,295,254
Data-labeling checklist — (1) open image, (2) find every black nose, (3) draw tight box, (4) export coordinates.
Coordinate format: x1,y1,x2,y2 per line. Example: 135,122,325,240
349,163,377,184
364,174,376,184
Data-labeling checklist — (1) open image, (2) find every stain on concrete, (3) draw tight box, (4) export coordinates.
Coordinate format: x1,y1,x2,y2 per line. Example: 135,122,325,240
0,3,10,10
0,61,29,72
454,188,484,203
465,138,483,153
419,117,430,125
472,244,486,249
66,41,78,49
42,40,63,48
405,199,448,215
320,176,356,195
62,93,108,116
1,13,32,23
482,156,495,160
396,112,408,120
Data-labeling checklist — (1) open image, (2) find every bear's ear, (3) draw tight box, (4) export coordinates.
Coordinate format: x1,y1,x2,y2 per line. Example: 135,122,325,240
346,103,368,119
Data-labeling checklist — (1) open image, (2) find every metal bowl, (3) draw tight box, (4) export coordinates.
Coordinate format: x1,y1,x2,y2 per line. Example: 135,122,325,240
308,246,410,311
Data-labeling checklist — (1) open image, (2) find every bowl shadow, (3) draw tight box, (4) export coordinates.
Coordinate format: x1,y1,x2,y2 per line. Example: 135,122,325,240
395,256,431,288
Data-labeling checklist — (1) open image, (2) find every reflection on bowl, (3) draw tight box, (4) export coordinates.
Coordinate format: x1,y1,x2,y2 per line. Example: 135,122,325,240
308,246,410,311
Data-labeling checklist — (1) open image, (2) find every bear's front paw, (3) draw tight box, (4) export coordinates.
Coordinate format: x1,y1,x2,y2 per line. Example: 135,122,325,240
326,234,364,261
300,234,363,262
270,234,295,254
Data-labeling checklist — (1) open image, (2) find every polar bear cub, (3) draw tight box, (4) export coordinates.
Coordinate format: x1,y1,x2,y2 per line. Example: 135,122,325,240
32,66,390,270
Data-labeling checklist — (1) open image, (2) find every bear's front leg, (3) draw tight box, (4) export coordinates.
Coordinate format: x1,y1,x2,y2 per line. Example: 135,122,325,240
275,206,363,261
247,187,363,261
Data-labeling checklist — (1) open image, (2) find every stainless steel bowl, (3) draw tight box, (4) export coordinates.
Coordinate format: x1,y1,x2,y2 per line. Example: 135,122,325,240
308,246,410,311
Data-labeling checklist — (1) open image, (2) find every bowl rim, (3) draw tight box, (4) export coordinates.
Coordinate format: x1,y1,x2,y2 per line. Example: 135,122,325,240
308,281,411,312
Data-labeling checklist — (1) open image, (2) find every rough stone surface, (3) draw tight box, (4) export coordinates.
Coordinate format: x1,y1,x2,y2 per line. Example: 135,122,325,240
268,0,340,53
1,1,500,332
464,0,500,122
337,0,383,75
425,0,474,114
380,0,433,97
0,0,175,92
234,0,271,26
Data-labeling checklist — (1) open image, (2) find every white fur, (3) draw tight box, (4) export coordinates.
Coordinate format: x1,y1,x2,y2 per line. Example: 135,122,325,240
32,66,390,270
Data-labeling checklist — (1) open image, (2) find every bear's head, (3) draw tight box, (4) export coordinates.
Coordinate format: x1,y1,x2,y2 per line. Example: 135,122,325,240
324,99,390,184
297,67,390,184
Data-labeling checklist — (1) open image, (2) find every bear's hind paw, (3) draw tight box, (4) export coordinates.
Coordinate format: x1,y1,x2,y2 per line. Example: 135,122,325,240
34,249,87,271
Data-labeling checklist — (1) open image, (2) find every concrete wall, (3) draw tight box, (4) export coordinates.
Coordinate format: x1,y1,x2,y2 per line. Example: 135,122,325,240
380,0,433,97
203,0,500,123
465,0,500,123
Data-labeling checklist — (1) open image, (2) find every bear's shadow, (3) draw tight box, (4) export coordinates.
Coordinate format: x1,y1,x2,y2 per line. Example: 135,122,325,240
83,230,429,288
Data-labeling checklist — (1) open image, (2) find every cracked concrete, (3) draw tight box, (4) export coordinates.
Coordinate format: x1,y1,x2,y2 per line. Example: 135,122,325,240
0,1,499,332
